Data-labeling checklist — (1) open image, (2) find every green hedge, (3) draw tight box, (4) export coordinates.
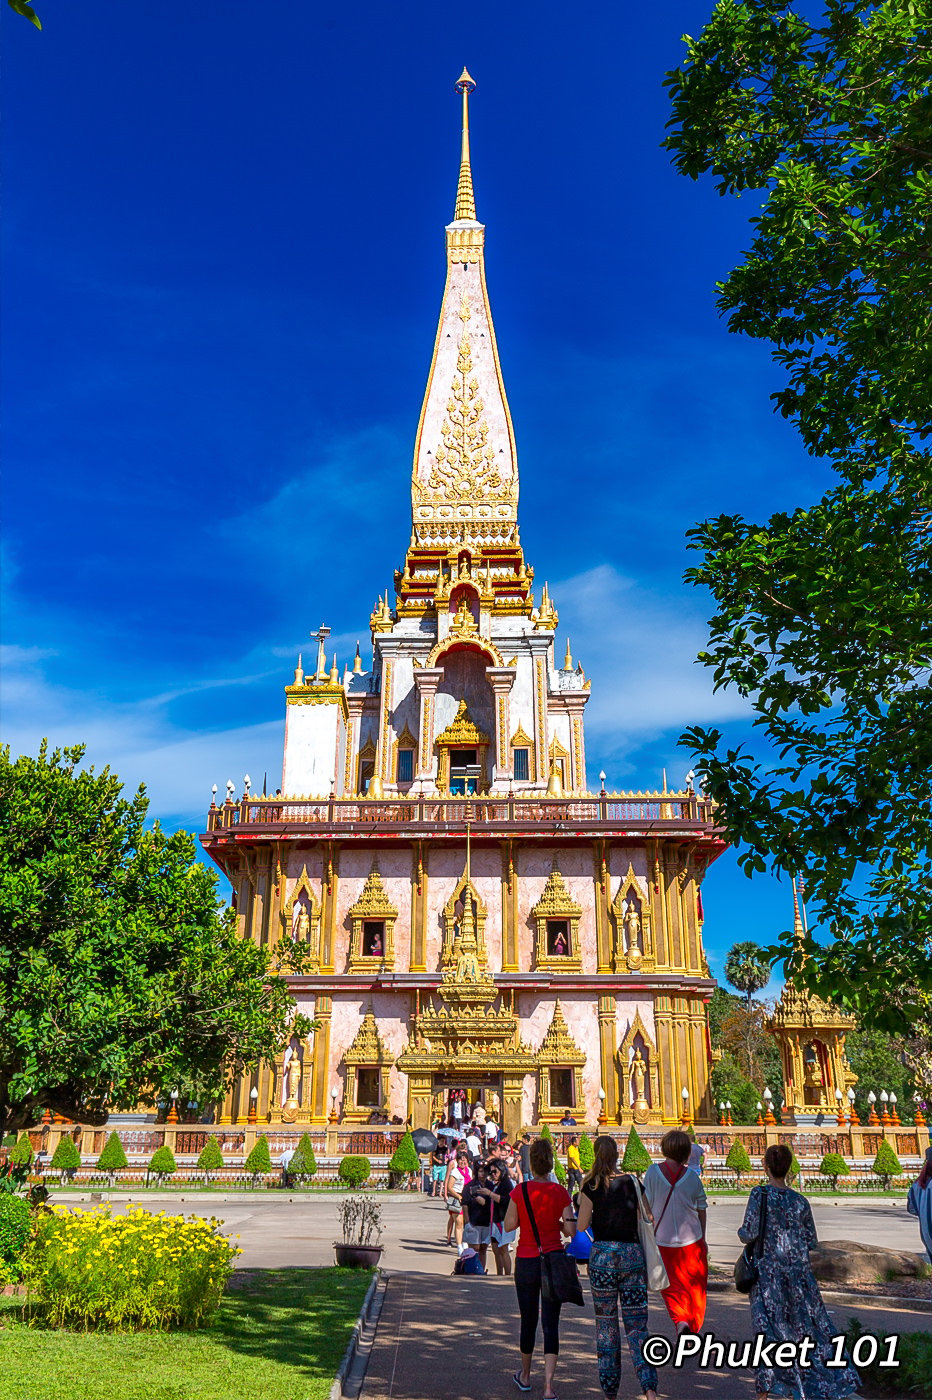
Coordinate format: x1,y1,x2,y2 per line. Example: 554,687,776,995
338,1155,371,1188
245,1135,272,1178
0,1194,31,1283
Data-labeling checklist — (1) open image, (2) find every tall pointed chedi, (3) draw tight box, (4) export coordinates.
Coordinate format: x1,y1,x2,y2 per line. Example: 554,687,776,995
202,73,723,1139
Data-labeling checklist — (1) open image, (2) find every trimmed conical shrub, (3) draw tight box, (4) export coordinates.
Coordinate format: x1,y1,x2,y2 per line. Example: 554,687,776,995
819,1152,850,1188
553,1155,568,1186
149,1145,177,1182
388,1131,420,1177
872,1139,903,1188
290,1132,318,1181
196,1136,224,1181
578,1133,594,1172
620,1128,651,1176
725,1139,752,1181
96,1131,128,1184
245,1134,272,1182
50,1136,81,1179
9,1135,33,1168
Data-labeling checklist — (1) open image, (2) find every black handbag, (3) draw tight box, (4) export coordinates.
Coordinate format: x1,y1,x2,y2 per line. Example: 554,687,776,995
734,1185,768,1294
521,1183,585,1307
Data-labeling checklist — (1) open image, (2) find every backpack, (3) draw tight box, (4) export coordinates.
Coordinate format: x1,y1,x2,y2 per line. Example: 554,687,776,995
453,1248,486,1276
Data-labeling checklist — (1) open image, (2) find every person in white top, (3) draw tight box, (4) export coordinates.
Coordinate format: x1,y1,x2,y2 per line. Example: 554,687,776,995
465,1129,483,1161
484,1118,499,1145
688,1140,705,1174
643,1129,708,1335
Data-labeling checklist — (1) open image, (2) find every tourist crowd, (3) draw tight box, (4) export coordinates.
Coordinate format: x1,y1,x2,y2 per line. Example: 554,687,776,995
426,1115,872,1400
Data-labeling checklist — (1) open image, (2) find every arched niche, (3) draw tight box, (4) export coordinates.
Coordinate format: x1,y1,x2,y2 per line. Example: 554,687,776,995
441,874,489,970
618,1010,662,1125
281,866,321,973
611,863,654,972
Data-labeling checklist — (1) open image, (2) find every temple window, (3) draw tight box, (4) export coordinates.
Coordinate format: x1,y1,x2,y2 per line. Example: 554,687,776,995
546,919,570,957
362,921,385,957
513,747,529,782
359,761,375,794
450,748,480,795
549,1067,575,1107
356,1067,381,1108
397,748,414,784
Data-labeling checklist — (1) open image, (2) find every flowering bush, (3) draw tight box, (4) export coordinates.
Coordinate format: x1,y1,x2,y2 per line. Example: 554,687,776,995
23,1206,240,1330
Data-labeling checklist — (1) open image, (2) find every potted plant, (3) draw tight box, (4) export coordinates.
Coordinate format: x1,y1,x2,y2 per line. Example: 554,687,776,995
333,1192,383,1268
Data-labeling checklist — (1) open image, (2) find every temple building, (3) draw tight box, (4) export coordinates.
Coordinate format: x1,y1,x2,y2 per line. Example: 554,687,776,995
201,71,725,1140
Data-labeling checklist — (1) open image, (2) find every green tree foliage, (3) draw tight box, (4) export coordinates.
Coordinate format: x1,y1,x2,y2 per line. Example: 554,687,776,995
819,1152,851,1188
710,1053,760,1126
148,1145,176,1182
0,1195,31,1280
620,1128,651,1176
338,1155,371,1188
9,1136,33,1168
50,1137,80,1177
553,1155,568,1187
244,1134,272,1180
539,1123,553,1141
724,942,772,1007
196,1136,224,1180
289,1133,318,1181
0,743,316,1138
388,1132,420,1176
666,1,932,1033
96,1131,128,1183
7,0,41,30
872,1139,903,1188
725,1139,753,1180
578,1133,595,1171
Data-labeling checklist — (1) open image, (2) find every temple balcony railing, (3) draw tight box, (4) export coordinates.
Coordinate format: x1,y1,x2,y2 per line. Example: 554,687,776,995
203,791,718,837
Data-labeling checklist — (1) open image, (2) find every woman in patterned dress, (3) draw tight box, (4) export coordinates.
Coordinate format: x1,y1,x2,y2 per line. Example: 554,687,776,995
576,1136,658,1400
738,1143,860,1398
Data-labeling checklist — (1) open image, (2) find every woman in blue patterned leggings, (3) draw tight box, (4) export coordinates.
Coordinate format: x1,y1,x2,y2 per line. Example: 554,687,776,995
576,1137,658,1400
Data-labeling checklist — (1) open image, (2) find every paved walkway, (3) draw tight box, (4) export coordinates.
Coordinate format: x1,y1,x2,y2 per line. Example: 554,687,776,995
359,1270,929,1400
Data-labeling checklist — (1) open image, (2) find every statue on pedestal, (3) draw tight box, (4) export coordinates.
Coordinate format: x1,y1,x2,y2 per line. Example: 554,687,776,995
282,1047,301,1122
630,1046,650,1122
294,902,310,942
624,900,643,969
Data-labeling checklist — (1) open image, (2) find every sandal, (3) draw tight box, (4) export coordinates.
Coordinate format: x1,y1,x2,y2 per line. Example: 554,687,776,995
513,1375,532,1393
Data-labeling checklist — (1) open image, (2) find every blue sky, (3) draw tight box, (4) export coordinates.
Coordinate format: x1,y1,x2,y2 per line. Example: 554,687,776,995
1,0,828,985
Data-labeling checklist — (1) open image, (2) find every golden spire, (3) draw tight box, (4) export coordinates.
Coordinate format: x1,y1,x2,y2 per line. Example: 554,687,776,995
353,642,362,674
563,638,573,670
792,876,804,942
454,67,477,221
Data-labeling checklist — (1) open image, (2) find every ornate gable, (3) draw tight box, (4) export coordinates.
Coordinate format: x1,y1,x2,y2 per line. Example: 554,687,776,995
346,864,399,972
530,864,583,971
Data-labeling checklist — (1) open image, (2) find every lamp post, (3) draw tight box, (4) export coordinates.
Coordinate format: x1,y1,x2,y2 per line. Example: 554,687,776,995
597,1087,607,1126
889,1092,900,1126
867,1091,878,1125
719,1100,726,1127
756,1101,763,1127
847,1087,859,1125
725,1100,733,1127
914,1093,926,1128
680,1086,690,1126
599,771,606,796
880,1090,891,1127
167,1089,179,1124
248,1086,258,1125
763,1088,776,1126
329,1086,339,1125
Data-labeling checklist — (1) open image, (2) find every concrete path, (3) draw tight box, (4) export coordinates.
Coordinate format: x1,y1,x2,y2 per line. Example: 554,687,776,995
81,1191,927,1274
359,1270,930,1400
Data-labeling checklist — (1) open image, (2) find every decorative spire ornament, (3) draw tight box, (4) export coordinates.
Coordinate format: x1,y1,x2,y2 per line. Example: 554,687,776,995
454,67,477,221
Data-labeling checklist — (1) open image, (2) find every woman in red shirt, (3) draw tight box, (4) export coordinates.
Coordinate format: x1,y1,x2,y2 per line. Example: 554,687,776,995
503,1137,576,1399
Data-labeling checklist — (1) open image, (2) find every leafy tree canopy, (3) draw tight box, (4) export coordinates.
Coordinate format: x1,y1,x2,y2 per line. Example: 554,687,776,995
388,1132,421,1175
290,1132,318,1179
197,1137,224,1173
244,1135,272,1177
725,1139,752,1176
666,0,932,1033
620,1128,652,1175
96,1132,128,1175
0,743,316,1138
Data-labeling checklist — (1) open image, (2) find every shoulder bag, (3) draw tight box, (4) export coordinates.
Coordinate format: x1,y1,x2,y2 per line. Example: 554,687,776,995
734,1185,768,1294
521,1183,584,1307
630,1175,669,1292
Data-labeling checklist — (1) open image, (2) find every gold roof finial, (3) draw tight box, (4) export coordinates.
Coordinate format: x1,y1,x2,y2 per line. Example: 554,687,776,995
563,638,573,670
454,67,477,222
353,641,362,674
792,875,804,942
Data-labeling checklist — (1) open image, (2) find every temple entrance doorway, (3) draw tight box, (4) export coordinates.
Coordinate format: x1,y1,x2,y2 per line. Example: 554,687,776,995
432,1073,503,1129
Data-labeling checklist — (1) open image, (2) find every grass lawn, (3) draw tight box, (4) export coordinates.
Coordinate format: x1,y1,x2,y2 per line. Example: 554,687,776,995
0,1266,373,1400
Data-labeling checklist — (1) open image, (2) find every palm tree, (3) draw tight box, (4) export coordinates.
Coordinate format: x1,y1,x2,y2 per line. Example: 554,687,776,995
724,941,772,1008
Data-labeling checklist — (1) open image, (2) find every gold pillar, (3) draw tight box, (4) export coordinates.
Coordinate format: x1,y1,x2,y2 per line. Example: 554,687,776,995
409,841,426,972
501,840,518,972
502,1073,525,1141
654,993,676,1123
310,995,333,1125
646,841,665,966
320,842,339,973
594,840,612,973
413,669,441,780
598,994,619,1123
377,659,395,785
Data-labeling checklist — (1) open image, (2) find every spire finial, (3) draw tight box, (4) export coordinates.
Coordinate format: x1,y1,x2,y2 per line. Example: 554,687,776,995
563,637,573,670
792,875,804,942
454,68,477,222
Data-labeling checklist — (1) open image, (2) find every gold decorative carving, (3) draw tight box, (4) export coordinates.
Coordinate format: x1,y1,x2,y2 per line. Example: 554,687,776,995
441,873,489,972
536,1002,586,1123
426,632,505,669
611,863,655,972
281,865,322,974
531,863,583,971
342,1006,392,1122
346,863,399,972
618,1010,662,1125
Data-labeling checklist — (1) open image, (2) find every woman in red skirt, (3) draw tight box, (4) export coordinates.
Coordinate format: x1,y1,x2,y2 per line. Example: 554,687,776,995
643,1129,708,1334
